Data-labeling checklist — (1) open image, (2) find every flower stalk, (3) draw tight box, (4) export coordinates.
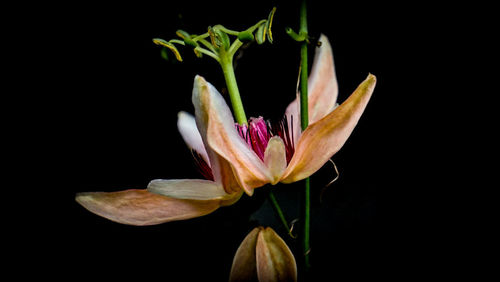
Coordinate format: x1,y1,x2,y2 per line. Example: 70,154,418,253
219,52,247,125
298,0,311,271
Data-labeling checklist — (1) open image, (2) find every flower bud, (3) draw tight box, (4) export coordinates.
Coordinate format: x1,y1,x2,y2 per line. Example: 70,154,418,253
230,227,297,281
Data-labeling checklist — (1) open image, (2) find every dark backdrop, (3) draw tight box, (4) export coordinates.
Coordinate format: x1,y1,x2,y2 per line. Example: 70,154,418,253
25,0,456,280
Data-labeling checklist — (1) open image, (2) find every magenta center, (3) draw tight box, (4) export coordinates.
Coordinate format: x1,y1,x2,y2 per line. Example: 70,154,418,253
235,116,295,164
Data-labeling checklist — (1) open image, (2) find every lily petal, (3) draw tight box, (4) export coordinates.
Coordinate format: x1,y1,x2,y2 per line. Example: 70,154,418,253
192,76,272,195
75,189,220,226
256,227,297,282
264,136,287,185
285,34,339,143
177,111,209,164
229,227,261,281
183,77,242,194
147,179,230,200
282,74,377,183
307,34,339,123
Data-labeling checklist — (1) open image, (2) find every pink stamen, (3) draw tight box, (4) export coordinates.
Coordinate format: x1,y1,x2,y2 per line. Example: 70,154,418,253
269,115,295,164
235,116,295,164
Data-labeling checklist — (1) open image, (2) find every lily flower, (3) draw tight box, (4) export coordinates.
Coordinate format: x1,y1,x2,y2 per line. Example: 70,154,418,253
75,111,244,225
229,226,297,281
76,34,376,225
150,34,376,197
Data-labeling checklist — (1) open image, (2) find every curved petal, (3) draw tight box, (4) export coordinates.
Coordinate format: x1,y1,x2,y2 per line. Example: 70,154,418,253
256,227,297,282
75,189,220,226
182,77,242,194
192,76,272,195
282,74,376,183
177,111,209,164
307,34,339,123
264,137,287,185
147,179,230,200
229,227,262,281
285,34,339,144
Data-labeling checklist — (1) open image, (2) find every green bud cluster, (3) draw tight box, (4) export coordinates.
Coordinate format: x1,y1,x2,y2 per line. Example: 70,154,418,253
153,7,276,63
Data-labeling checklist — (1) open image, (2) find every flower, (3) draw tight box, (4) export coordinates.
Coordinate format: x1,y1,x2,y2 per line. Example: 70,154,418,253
153,34,376,197
76,34,376,225
75,112,244,226
229,227,297,281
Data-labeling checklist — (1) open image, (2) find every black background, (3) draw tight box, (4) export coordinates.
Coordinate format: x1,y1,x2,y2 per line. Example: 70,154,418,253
13,0,473,280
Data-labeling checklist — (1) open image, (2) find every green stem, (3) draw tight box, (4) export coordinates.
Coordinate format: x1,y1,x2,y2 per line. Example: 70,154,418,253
269,192,293,237
300,43,309,130
219,51,247,125
268,190,291,236
214,25,240,36
194,47,220,62
228,39,244,58
299,0,311,271
198,37,218,53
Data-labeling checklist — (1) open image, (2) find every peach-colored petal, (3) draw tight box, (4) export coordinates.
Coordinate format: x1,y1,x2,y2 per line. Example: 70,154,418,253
219,190,244,207
264,137,287,185
147,179,230,200
307,34,339,123
181,77,243,194
192,76,272,195
214,153,244,194
229,227,262,281
256,227,297,282
177,111,209,165
75,189,220,226
282,74,377,183
285,34,339,144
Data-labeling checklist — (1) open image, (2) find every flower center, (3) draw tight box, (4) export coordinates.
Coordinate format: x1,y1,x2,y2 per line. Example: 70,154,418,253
192,116,295,180
235,116,295,164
